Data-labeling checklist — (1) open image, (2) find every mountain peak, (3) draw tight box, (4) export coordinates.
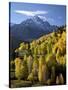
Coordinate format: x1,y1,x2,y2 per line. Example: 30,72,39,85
33,15,40,19
32,15,42,22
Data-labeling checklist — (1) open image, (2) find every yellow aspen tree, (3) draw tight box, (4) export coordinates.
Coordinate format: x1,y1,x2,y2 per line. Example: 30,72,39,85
38,56,46,82
15,58,23,80
27,55,33,74
42,64,48,82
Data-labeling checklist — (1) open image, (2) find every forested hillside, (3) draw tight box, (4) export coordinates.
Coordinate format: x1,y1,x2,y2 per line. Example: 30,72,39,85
10,26,66,87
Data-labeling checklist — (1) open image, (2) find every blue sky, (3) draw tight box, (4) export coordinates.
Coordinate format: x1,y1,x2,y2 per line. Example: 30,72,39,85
10,2,66,26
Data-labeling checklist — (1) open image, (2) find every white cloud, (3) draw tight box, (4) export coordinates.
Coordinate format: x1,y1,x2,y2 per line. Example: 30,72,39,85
15,10,48,16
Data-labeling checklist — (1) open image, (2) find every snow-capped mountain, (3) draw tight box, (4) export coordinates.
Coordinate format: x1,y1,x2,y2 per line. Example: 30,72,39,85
11,15,57,40
10,15,58,58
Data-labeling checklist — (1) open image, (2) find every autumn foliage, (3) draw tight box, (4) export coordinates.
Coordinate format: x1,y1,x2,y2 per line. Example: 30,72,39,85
10,26,66,85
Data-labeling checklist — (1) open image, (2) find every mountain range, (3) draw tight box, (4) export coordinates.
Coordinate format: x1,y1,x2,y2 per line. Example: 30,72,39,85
10,15,58,59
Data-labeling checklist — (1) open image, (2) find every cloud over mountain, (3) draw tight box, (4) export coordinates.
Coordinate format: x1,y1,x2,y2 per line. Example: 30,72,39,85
15,10,48,16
